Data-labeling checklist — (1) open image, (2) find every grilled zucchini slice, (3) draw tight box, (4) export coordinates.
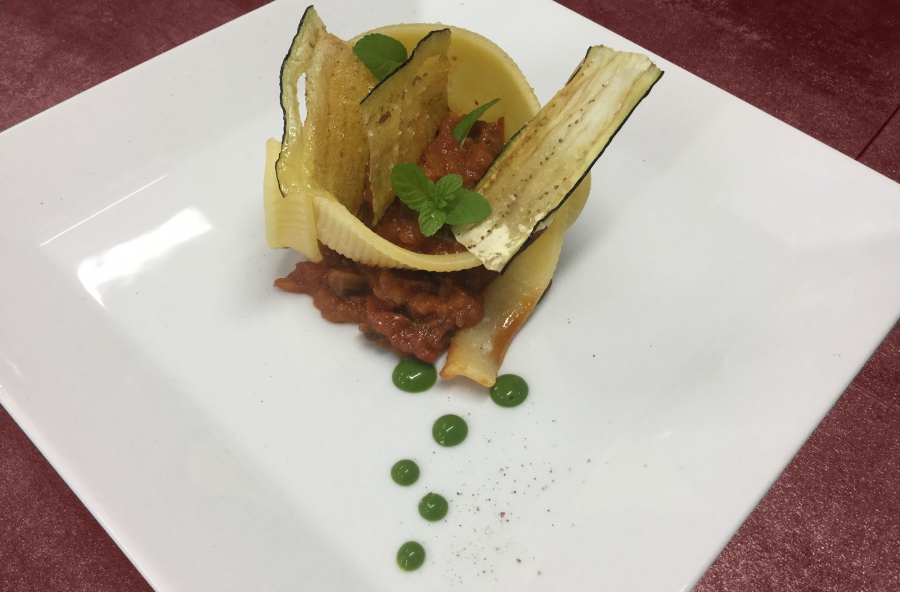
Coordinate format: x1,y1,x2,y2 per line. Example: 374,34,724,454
453,46,663,272
276,6,375,213
361,29,452,225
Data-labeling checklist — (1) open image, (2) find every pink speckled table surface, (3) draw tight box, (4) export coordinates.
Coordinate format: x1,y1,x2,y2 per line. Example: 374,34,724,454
1,0,898,590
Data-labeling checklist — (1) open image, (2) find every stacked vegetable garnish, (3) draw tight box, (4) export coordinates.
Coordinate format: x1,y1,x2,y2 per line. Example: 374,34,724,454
263,6,662,387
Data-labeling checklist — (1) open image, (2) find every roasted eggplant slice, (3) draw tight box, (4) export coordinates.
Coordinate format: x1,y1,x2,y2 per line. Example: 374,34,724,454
453,46,663,272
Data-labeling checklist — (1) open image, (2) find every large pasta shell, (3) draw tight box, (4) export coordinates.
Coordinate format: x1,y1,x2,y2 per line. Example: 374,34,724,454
265,21,548,271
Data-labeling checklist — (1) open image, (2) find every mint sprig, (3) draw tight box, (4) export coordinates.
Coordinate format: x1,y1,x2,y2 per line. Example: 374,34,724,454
390,163,491,237
452,98,501,144
352,34,408,81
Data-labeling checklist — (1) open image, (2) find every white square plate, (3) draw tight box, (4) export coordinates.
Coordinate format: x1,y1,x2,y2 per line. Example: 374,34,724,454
1,1,899,590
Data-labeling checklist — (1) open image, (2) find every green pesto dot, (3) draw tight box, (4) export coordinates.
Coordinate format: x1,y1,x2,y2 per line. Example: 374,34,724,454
418,492,448,521
391,459,420,486
489,374,529,407
392,358,437,392
396,541,426,571
432,414,468,447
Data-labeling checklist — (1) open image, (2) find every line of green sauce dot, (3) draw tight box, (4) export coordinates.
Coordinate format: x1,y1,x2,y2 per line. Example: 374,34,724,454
390,459,419,486
390,361,530,571
432,414,468,447
418,492,448,521
392,358,437,392
396,541,425,571
489,374,529,407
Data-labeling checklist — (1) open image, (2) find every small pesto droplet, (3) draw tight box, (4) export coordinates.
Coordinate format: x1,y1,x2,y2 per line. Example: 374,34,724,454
432,414,468,447
397,541,425,571
489,374,529,407
391,459,420,486
392,358,437,392
418,492,449,521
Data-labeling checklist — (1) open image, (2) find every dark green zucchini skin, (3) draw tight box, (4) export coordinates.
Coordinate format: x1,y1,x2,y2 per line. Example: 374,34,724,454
275,5,316,197
279,6,313,146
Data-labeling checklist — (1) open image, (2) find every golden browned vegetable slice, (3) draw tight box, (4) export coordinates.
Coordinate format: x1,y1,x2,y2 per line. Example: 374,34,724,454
454,46,663,272
361,29,451,224
276,6,375,214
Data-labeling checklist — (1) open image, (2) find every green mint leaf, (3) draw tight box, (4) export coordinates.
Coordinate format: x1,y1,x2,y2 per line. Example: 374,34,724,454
432,174,463,209
353,34,408,81
444,188,491,226
452,98,501,144
391,162,434,212
391,165,489,236
418,209,446,237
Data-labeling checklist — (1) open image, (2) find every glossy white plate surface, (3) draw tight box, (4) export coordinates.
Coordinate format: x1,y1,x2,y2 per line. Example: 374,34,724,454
1,1,899,590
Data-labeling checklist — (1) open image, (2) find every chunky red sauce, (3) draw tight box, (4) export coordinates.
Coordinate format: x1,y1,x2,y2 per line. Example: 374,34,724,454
420,111,505,189
276,110,505,362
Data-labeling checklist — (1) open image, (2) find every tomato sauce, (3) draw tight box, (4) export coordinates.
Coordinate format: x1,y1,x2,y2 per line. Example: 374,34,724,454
275,110,505,362
419,111,505,189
